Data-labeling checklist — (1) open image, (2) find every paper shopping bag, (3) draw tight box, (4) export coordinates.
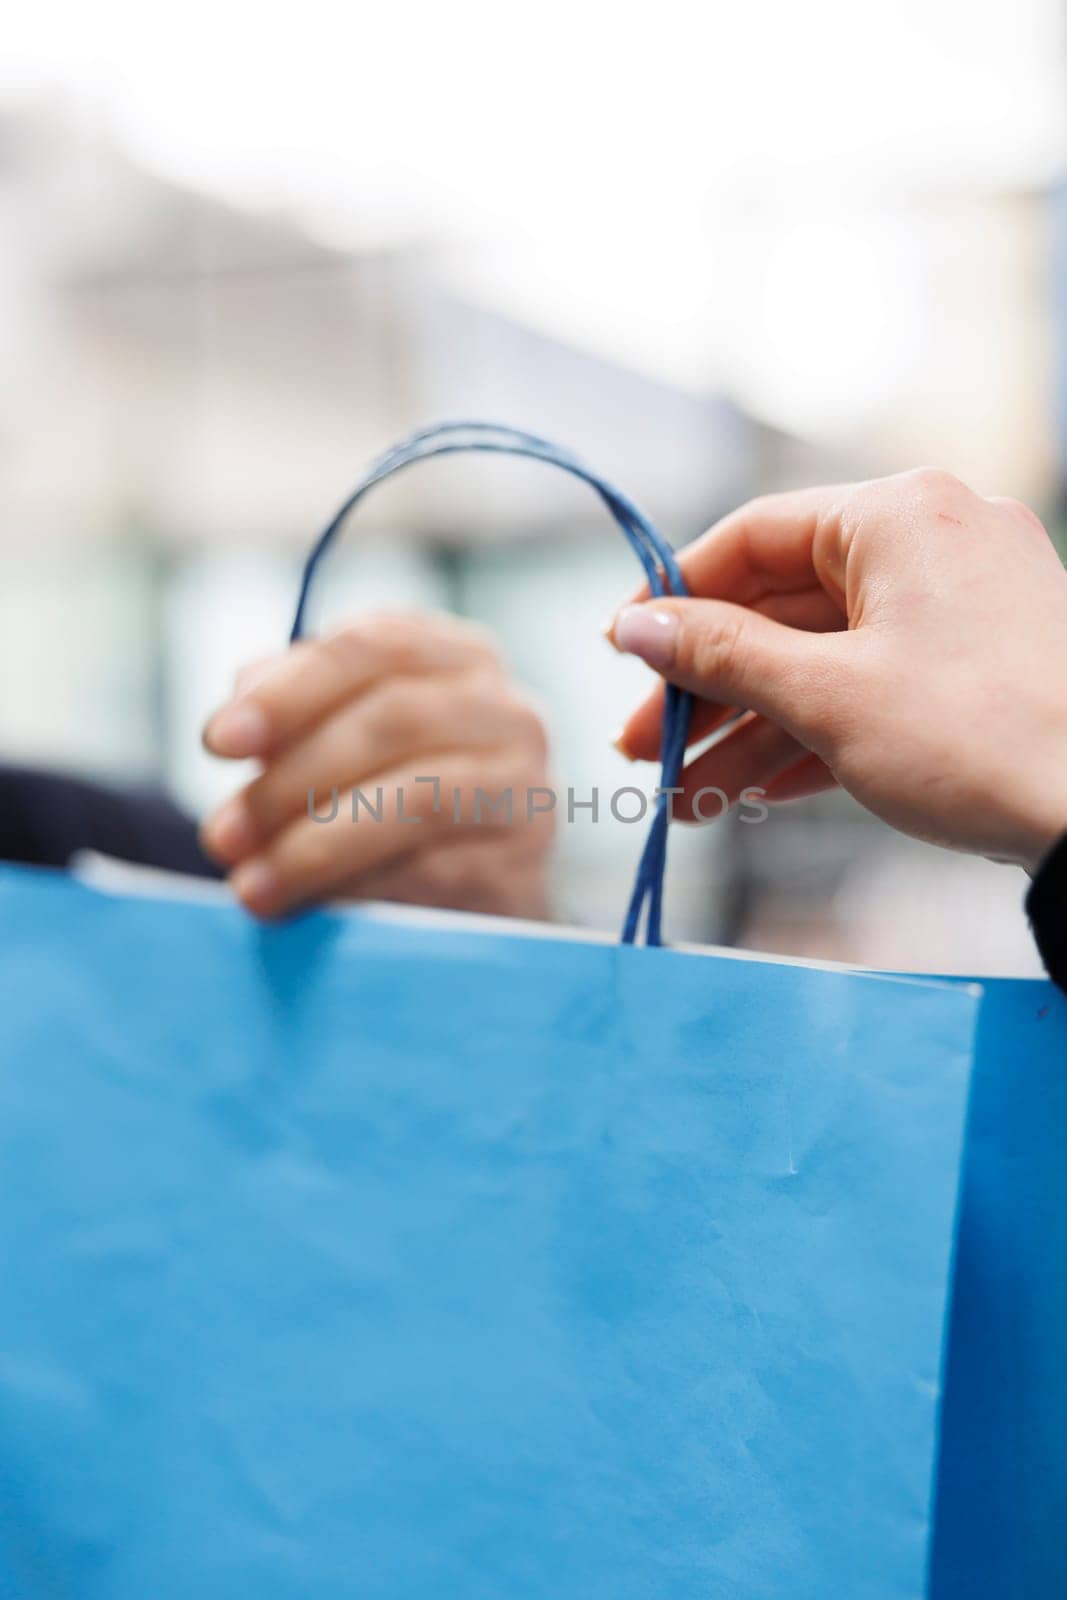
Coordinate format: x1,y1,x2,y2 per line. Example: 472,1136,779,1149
931,973,1067,1599
0,864,977,1599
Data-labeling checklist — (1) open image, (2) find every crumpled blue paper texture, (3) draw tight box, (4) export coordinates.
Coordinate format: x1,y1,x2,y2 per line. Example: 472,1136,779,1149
931,973,1067,1598
0,866,979,1598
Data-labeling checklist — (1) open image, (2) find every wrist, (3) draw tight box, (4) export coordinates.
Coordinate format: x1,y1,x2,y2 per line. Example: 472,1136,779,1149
1010,773,1067,876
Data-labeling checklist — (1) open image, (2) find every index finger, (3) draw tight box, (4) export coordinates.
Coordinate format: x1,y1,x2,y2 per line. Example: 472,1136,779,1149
622,485,850,609
203,610,499,760
615,583,846,761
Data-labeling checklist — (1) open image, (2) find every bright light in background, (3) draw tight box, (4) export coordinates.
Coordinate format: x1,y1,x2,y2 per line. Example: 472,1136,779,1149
0,0,1062,966
724,206,928,435
0,0,1064,434
4,1,1062,202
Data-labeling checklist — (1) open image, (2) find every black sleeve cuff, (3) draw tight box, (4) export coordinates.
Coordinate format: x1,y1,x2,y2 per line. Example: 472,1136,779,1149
0,764,221,881
1025,832,1067,994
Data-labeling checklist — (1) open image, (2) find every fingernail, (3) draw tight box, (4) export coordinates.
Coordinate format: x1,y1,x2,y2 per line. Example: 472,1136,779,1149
202,797,256,863
203,700,270,758
230,857,281,916
612,606,678,670
612,727,636,761
601,613,620,648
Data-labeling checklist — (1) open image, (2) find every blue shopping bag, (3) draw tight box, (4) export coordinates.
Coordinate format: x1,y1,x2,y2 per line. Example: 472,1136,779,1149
0,865,977,1599
931,974,1067,1599
3,422,1061,1596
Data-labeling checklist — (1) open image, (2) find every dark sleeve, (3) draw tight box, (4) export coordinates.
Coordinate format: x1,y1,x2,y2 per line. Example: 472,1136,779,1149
0,763,222,880
1025,833,1067,994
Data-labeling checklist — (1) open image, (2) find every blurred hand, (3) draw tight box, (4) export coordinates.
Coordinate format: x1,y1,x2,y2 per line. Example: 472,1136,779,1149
610,468,1067,872
200,613,553,920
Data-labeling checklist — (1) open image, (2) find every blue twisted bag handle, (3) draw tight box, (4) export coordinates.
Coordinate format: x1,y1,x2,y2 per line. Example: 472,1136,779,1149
290,422,694,947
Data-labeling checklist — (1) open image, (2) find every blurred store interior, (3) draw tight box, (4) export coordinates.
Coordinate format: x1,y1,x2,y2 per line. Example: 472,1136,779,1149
1,1,1065,971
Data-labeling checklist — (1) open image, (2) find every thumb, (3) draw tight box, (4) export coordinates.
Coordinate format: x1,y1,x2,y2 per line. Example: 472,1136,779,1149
611,597,845,747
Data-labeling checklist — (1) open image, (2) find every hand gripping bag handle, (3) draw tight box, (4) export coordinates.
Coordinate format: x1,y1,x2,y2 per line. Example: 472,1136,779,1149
290,421,694,946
